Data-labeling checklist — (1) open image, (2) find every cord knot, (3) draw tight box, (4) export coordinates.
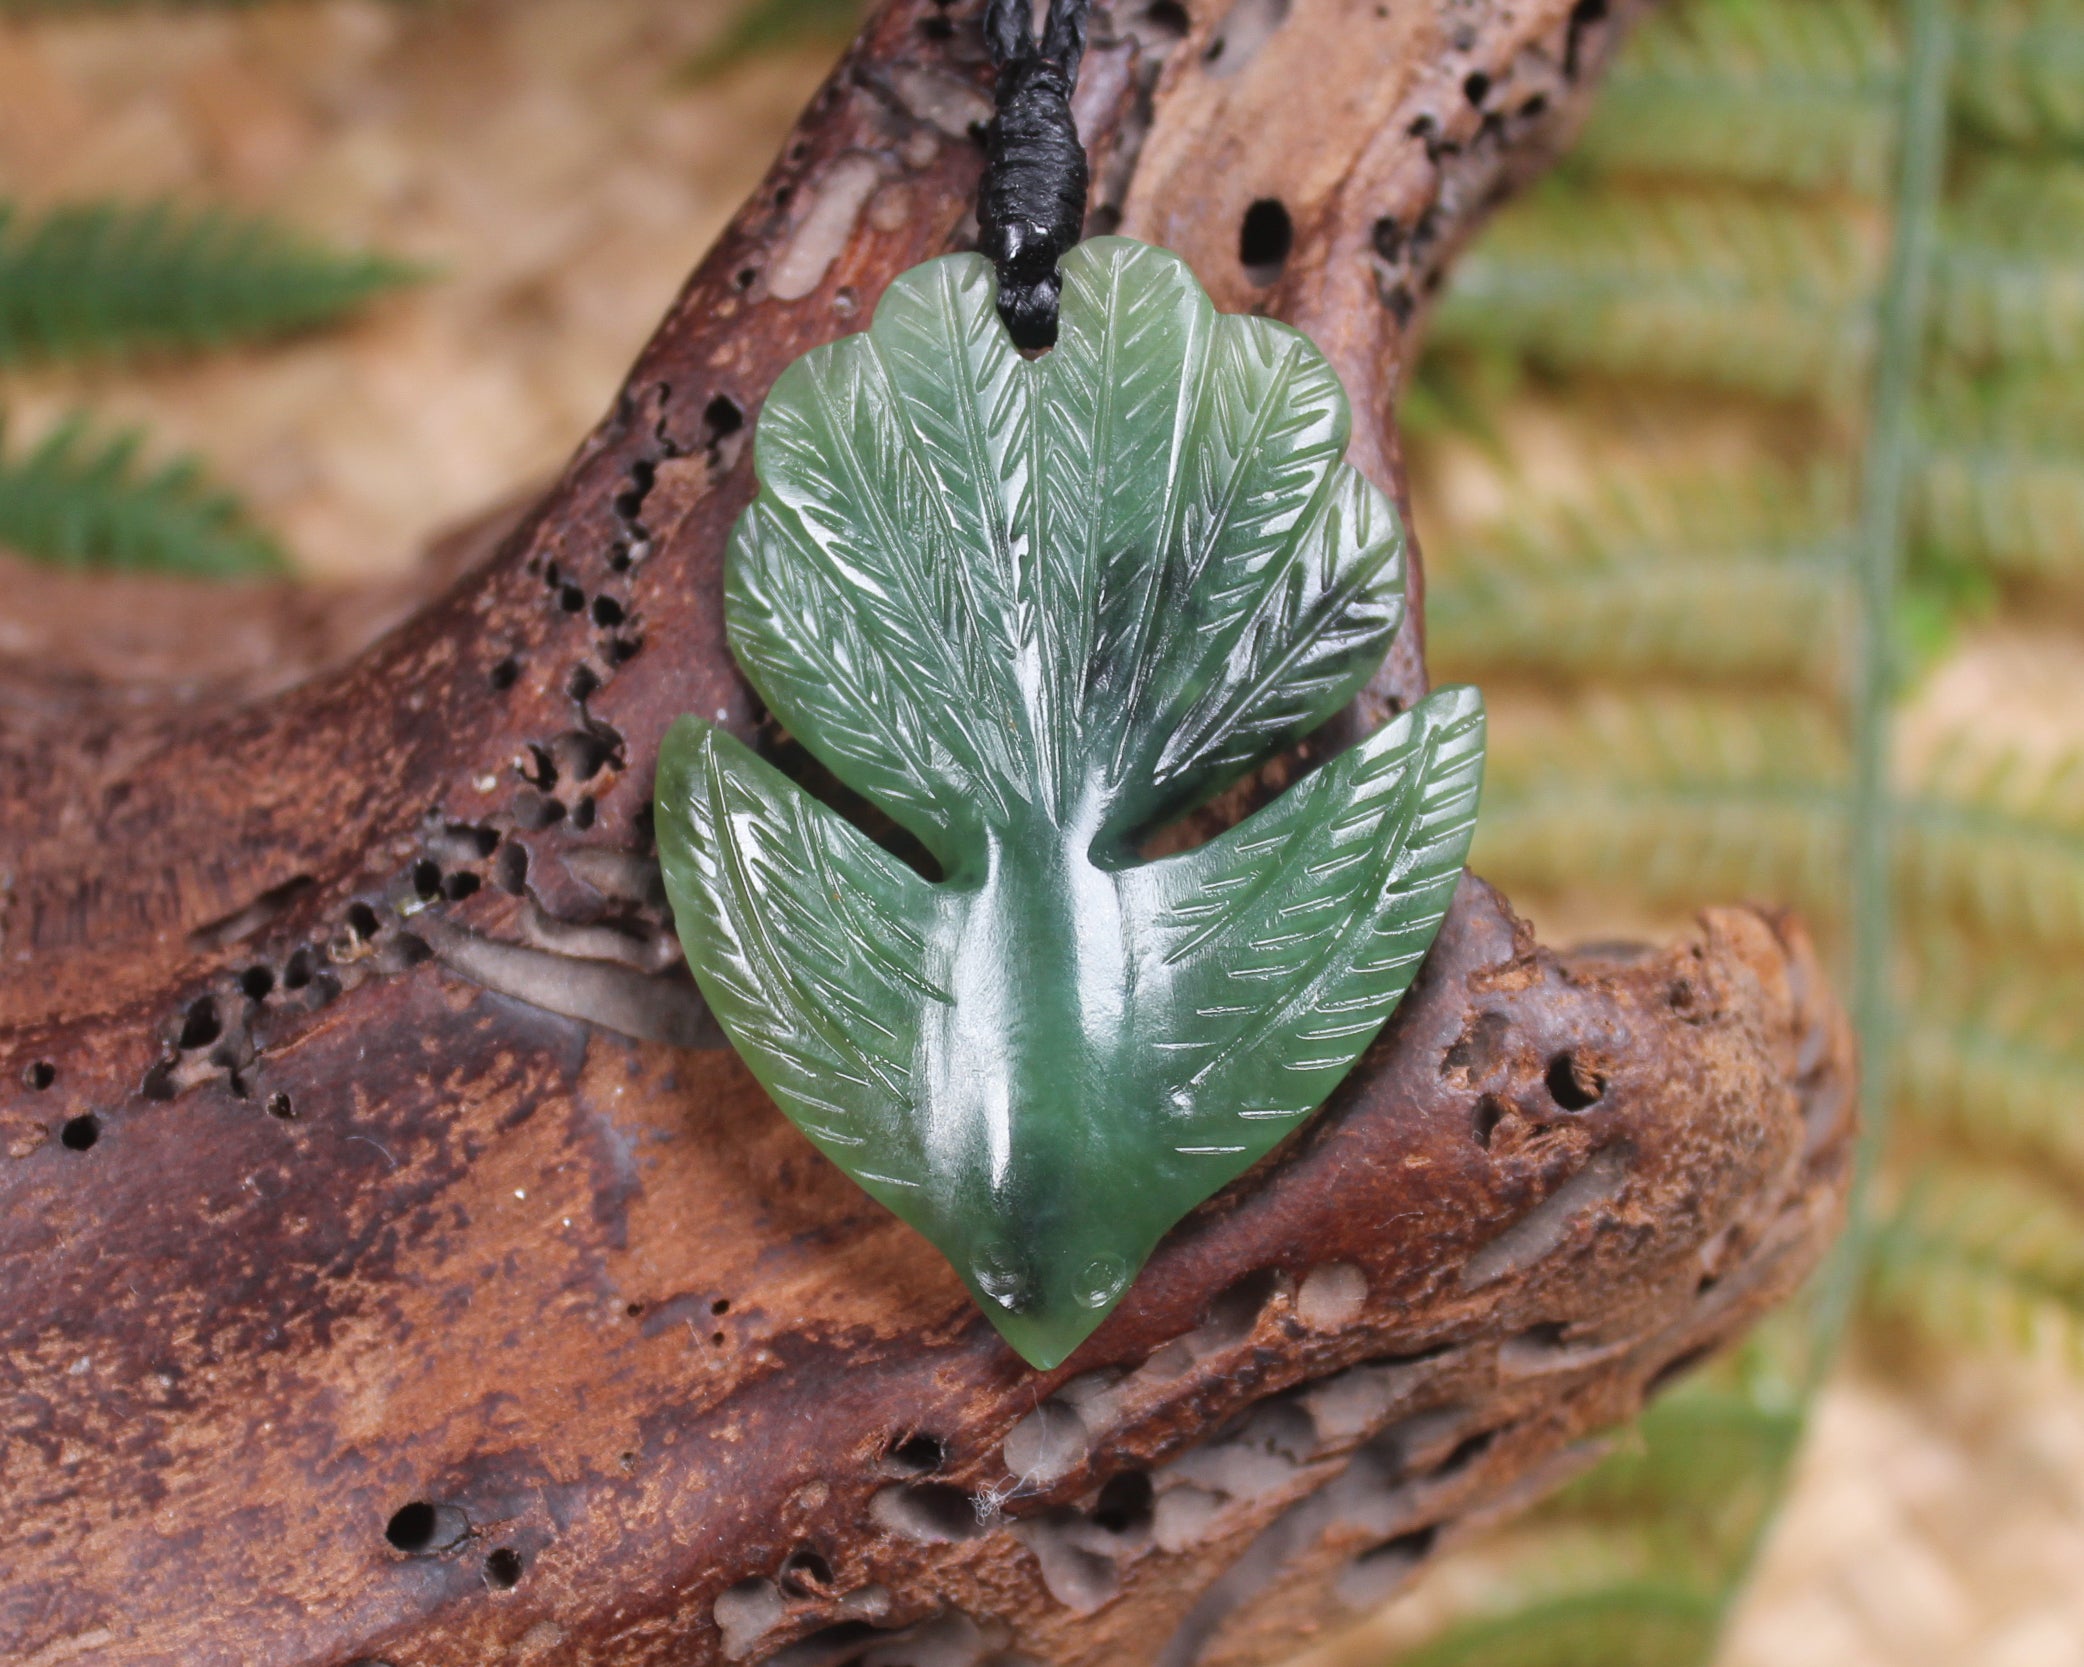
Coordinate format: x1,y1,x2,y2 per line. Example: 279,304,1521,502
978,0,1092,348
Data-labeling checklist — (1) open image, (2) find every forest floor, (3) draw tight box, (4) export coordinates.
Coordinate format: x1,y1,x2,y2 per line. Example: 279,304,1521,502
3,1,2079,1662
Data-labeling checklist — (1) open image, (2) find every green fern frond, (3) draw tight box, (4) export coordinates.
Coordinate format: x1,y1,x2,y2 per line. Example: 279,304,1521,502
1953,0,2084,149
1482,698,1851,789
1604,0,1900,90
1399,347,1524,447
1570,0,1900,196
1389,1583,1722,1667
1475,697,1848,914
1432,558,1852,690
1428,465,1856,689
1925,361,2084,449
1915,441,2084,589
1576,85,1897,201
0,199,420,365
0,412,284,577
1897,978,2084,1188
1476,766,2084,952
1428,190,1878,407
1430,463,1857,575
1551,1390,1803,1534
1869,1164,2084,1369
1934,168,2084,369
1935,250,2084,372
1396,0,2084,1643
1475,783,1843,916
1902,737,2084,951
1947,156,2084,255
1912,365,2084,587
1478,699,2084,950
1532,1371,1807,1589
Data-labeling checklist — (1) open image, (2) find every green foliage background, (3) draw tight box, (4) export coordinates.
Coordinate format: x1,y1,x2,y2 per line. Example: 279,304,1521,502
1390,0,2084,1657
0,194,418,575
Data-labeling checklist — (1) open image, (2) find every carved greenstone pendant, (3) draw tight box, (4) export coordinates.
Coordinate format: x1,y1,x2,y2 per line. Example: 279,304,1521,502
656,237,1485,1368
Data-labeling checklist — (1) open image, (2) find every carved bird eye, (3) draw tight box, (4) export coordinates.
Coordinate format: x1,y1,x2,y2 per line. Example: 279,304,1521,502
973,1244,1035,1312
1077,1255,1128,1310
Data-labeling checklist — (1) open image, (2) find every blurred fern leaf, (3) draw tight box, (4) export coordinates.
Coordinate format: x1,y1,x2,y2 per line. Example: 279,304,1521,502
0,412,285,577
1478,699,2084,953
0,199,420,365
1550,1387,1804,1540
1915,443,2084,590
1392,0,2084,1654
1427,465,1856,690
1426,190,1878,407
1388,1583,1723,1667
1953,0,2084,148
1474,695,1848,915
1934,167,2084,370
1916,369,2084,591
1906,737,2084,951
1898,974,2084,1188
1569,0,1900,195
1871,1164,2084,1370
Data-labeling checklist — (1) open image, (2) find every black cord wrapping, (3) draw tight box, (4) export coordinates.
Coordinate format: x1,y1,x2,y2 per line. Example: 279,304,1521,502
978,0,1093,348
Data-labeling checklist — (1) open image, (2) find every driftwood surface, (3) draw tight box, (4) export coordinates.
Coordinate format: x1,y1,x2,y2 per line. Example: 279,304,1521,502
0,4,1853,1666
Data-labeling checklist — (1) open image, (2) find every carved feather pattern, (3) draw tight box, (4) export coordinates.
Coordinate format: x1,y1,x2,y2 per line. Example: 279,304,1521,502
660,239,1485,1367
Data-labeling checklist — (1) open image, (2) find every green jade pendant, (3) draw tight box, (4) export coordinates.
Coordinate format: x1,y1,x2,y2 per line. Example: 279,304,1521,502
657,238,1485,1368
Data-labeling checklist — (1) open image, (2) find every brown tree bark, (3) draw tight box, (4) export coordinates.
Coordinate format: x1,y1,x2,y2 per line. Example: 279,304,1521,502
0,5,1852,1666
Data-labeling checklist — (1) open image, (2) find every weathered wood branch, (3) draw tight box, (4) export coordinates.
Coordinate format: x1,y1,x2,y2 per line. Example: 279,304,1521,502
0,4,1849,1666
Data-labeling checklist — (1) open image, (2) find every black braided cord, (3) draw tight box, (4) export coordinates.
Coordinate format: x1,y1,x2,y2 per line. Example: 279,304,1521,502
978,0,1093,348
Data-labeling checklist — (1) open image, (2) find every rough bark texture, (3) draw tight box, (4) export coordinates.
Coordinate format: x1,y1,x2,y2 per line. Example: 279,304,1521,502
0,4,1851,1666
